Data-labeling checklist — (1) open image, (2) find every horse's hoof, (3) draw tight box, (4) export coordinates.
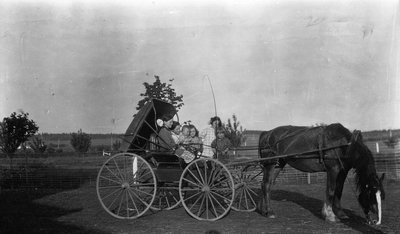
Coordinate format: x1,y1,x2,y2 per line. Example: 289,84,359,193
266,211,276,219
325,216,339,222
335,210,349,220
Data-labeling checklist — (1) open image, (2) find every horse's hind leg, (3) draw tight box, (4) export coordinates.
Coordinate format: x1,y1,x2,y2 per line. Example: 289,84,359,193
257,163,278,218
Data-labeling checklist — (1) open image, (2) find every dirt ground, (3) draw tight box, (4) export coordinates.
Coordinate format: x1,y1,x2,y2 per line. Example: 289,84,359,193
1,180,399,234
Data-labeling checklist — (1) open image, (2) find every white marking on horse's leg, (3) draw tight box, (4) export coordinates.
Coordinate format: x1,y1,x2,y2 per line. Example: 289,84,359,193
376,191,382,225
322,202,337,222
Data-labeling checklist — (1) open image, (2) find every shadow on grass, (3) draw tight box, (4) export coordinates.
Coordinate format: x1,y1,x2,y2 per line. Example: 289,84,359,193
271,189,384,234
0,167,108,234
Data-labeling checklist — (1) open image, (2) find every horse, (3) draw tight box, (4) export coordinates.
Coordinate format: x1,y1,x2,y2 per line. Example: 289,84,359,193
256,123,385,225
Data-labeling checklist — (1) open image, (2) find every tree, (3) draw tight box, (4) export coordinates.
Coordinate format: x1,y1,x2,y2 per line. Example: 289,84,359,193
0,112,39,154
70,129,91,153
136,75,184,111
112,140,121,151
29,136,47,153
224,114,246,147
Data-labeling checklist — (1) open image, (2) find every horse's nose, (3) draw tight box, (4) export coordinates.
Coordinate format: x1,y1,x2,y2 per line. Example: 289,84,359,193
372,220,378,225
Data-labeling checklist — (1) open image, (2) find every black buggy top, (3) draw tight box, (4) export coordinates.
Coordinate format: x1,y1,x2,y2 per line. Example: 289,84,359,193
121,98,178,154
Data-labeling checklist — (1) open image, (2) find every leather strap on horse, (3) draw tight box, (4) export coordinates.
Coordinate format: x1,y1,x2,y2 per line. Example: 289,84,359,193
318,133,324,164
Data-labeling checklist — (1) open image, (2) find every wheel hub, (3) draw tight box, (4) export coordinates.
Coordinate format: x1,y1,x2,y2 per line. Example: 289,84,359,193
121,182,130,189
202,185,210,192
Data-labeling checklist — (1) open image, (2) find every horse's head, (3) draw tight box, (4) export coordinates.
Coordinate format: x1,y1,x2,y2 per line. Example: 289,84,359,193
358,173,385,225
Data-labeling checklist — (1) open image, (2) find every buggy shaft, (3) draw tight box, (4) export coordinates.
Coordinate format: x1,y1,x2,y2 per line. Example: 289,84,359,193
227,143,351,167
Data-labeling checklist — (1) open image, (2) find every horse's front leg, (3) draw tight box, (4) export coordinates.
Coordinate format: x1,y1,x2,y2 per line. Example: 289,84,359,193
257,163,278,218
322,166,340,222
332,169,349,219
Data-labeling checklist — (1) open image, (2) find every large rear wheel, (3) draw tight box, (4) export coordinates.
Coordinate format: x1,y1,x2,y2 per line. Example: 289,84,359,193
96,153,156,219
179,158,234,221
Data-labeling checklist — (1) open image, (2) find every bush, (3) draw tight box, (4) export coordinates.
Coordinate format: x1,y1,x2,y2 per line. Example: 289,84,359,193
70,129,91,153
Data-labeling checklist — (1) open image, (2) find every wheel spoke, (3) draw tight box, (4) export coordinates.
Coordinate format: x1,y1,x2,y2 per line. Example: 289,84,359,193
210,176,231,189
129,188,151,207
208,166,222,185
112,158,125,181
98,185,122,190
129,186,154,197
182,177,202,188
195,162,205,185
210,189,231,201
104,165,123,183
203,160,208,187
181,187,201,192
102,187,122,201
100,175,122,185
208,191,228,213
244,187,249,209
116,189,125,216
168,191,180,203
245,188,256,208
188,192,204,210
187,169,203,186
208,193,218,218
185,190,202,203
107,189,124,212
127,189,140,215
205,193,209,220
197,194,206,217
238,187,244,209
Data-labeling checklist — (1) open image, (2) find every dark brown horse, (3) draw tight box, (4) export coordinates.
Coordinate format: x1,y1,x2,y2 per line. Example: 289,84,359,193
256,123,385,225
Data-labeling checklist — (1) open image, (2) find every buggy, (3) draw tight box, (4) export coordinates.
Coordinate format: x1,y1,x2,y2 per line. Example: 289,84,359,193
96,99,262,221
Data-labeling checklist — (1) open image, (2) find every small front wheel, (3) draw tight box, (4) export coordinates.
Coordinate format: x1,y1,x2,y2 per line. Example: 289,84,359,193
231,164,262,212
151,184,181,210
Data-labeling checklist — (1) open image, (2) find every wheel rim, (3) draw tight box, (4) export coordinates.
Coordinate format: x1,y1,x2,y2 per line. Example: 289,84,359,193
231,164,261,212
179,158,234,221
96,153,156,219
151,184,181,210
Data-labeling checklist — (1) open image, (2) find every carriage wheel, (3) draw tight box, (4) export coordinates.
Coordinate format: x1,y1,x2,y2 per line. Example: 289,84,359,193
151,184,181,210
96,153,157,219
179,158,234,221
231,164,262,212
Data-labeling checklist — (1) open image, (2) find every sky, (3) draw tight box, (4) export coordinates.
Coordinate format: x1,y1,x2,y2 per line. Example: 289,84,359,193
1,0,399,134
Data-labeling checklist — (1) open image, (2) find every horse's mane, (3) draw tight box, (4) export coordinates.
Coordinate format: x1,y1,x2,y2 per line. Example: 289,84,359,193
324,124,377,192
350,133,377,192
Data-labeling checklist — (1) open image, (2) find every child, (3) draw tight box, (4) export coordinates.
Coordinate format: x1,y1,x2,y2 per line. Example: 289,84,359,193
211,127,232,163
179,125,191,145
200,116,222,158
170,121,181,144
188,125,202,154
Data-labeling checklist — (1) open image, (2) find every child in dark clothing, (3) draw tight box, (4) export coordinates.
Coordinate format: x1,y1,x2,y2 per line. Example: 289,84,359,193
211,127,232,163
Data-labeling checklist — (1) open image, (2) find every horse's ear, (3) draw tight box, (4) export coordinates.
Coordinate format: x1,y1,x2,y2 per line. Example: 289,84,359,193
380,173,385,183
352,130,363,142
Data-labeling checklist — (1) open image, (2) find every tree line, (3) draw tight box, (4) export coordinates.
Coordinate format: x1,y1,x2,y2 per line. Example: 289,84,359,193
0,75,246,166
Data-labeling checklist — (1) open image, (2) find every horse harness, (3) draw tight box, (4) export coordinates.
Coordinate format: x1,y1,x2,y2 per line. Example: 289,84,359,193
260,126,360,169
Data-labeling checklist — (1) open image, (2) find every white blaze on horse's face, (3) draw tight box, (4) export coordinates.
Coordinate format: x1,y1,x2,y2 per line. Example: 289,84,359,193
376,191,382,225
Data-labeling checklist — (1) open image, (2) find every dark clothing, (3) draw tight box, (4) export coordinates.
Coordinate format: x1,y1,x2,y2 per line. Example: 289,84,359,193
158,127,176,151
211,137,232,163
